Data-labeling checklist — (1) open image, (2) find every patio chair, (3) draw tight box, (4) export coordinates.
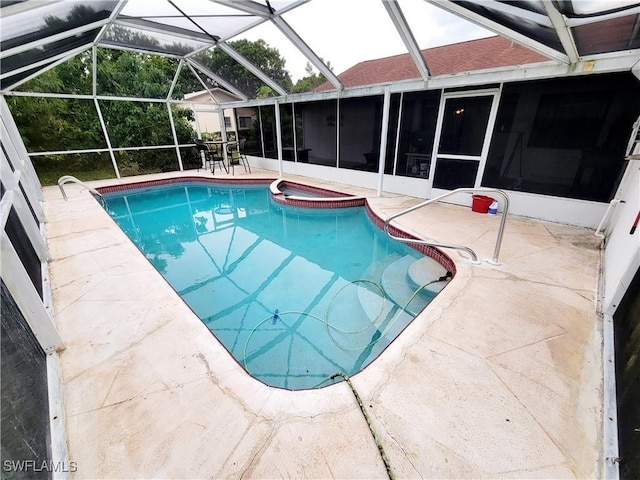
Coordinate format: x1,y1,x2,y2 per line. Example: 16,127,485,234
194,138,227,174
225,137,251,174
237,137,251,173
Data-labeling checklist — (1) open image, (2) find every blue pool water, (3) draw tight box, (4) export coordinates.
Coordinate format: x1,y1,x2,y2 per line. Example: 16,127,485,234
103,182,447,389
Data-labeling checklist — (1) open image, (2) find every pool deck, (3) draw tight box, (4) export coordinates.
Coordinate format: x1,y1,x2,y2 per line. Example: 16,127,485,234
44,169,603,479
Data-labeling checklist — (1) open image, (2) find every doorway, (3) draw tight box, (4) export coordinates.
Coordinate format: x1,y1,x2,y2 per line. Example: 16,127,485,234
428,89,500,196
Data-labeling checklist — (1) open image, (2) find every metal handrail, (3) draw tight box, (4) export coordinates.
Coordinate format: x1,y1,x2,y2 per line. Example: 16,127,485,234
57,175,104,203
594,199,623,239
383,188,510,265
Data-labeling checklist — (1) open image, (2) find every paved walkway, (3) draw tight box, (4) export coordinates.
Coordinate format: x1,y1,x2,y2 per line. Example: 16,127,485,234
45,170,603,478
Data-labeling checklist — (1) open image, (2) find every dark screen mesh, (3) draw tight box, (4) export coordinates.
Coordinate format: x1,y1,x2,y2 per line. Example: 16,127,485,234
614,268,640,480
0,281,52,479
5,207,42,299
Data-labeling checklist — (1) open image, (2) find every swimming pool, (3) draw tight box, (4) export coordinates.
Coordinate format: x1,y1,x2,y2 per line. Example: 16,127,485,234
100,179,453,389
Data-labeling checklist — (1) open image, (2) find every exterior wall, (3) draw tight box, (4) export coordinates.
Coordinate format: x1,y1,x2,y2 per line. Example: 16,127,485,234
266,72,640,227
603,160,640,314
613,267,640,480
185,91,256,139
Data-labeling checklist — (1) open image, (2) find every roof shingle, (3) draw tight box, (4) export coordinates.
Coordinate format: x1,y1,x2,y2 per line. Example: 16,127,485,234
315,36,549,91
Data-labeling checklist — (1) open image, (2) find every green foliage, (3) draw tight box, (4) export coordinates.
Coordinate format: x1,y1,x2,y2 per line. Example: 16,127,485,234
8,18,327,183
9,48,199,182
7,96,104,152
97,49,179,98
31,153,115,186
195,39,293,98
291,62,328,93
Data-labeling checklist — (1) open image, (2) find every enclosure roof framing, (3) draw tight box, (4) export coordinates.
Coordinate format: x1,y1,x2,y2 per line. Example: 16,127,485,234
0,0,639,100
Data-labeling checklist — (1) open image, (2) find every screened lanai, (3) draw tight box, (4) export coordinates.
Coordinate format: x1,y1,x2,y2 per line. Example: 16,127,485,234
2,0,640,198
2,1,640,479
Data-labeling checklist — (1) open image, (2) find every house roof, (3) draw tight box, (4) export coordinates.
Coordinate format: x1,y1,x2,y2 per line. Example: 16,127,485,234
315,36,549,92
184,88,243,103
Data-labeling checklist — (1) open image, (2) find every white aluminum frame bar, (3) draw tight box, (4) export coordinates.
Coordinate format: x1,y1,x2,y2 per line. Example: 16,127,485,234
1,20,110,59
0,146,43,225
114,18,215,45
216,42,288,96
274,99,283,176
0,0,59,17
479,1,552,27
392,92,404,176
219,109,230,167
1,97,43,200
336,99,340,168
1,119,44,215
213,0,310,19
97,43,184,59
212,0,271,16
186,62,220,104
188,58,248,100
93,98,121,178
271,16,344,91
377,88,392,196
27,144,196,157
0,190,12,233
0,156,49,260
291,102,298,162
427,0,571,64
565,5,640,27
0,43,94,82
542,0,580,63
1,232,64,353
383,0,430,80
92,46,98,97
258,106,265,158
474,86,502,187
167,60,185,101
93,0,130,45
166,102,184,171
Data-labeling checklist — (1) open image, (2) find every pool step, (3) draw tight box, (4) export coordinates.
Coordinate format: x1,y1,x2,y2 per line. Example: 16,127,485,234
357,254,403,325
407,256,449,294
380,255,448,316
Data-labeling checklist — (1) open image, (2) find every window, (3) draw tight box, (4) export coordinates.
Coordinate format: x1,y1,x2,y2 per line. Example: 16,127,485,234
238,116,252,129
224,117,231,129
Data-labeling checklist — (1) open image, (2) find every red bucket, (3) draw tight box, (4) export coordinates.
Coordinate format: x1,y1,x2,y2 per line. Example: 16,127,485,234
471,195,494,213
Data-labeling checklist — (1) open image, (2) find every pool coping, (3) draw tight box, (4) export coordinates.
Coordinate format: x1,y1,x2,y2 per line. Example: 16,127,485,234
46,170,603,478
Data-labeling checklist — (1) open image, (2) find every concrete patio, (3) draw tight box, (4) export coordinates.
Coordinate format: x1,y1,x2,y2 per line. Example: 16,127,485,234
45,169,603,479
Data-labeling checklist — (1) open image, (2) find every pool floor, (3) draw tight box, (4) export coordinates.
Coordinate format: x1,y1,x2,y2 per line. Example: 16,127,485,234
45,170,603,478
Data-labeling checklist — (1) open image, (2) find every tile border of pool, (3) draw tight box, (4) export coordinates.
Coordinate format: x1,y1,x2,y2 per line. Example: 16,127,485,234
96,175,457,276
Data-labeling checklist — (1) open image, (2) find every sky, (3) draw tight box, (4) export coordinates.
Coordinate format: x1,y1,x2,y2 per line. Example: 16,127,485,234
238,0,495,82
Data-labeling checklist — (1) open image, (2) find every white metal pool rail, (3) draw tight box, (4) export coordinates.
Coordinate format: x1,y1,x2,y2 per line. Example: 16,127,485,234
383,188,510,265
57,175,103,201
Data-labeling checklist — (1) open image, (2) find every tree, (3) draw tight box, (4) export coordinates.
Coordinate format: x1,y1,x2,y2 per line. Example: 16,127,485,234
291,62,329,93
7,6,298,183
195,39,293,98
8,49,200,183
